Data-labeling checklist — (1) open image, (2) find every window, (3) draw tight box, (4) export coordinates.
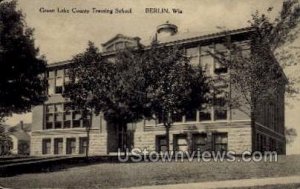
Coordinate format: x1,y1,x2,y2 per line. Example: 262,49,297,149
185,110,197,122
172,113,183,123
200,45,213,74
64,103,72,128
42,139,51,155
200,55,213,74
66,138,76,154
107,57,116,63
156,135,167,153
214,61,228,74
64,69,70,85
55,80,63,93
174,134,188,152
157,114,163,124
186,47,199,56
157,113,169,124
193,133,207,152
214,44,229,74
157,113,183,124
54,104,63,129
199,94,228,122
44,103,92,130
83,116,91,128
200,109,211,121
72,110,82,128
201,45,212,54
56,70,64,94
186,47,199,66
47,68,69,95
79,137,88,154
48,70,55,78
215,43,227,52
213,89,228,121
214,95,226,106
54,138,63,155
45,105,54,129
214,109,227,120
213,133,228,152
115,42,125,50
48,78,55,95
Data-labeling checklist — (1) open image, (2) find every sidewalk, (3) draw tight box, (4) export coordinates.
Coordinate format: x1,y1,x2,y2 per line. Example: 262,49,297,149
126,175,300,189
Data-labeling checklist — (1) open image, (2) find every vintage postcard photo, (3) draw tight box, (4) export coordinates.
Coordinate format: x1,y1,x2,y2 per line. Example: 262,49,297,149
0,0,300,188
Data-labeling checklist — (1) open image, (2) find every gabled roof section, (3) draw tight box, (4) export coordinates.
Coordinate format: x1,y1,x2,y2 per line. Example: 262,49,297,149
101,34,141,52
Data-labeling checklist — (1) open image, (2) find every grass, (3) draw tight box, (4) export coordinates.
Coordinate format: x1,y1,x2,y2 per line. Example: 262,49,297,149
221,183,300,189
0,155,300,189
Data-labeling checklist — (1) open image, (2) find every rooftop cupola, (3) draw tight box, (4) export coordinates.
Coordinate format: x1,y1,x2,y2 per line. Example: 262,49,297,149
156,21,178,39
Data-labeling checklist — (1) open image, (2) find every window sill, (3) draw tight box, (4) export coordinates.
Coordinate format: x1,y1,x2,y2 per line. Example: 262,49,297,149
150,120,231,127
48,94,64,97
41,128,87,131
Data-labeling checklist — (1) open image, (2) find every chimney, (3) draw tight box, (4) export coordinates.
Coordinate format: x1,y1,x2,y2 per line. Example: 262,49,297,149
20,121,24,131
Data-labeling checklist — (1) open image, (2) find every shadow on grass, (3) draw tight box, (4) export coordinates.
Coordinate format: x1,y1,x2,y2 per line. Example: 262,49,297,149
0,153,211,177
0,155,135,177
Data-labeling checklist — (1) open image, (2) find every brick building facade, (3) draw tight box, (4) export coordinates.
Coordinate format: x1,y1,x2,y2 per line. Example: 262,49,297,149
30,23,286,156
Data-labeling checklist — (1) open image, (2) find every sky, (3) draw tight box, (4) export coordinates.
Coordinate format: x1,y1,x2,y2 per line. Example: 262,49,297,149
3,0,300,154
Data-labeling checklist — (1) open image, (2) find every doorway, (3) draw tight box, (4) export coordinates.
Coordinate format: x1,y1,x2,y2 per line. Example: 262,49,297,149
107,122,135,153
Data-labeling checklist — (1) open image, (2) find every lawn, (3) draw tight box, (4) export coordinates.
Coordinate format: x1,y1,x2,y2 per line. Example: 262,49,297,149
221,183,300,189
0,155,300,189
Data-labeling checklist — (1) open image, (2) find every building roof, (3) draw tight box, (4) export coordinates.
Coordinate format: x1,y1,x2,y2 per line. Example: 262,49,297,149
47,27,253,68
101,34,141,46
48,60,71,68
142,27,253,46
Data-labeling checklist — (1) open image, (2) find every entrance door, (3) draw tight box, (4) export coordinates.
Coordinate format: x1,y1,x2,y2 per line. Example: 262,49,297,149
107,123,134,153
117,124,127,152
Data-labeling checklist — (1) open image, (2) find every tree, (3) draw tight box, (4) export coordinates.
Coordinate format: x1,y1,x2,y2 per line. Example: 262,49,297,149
0,124,12,155
285,127,297,144
0,0,47,121
65,42,209,155
64,42,111,158
142,45,209,153
209,0,300,151
100,47,152,131
0,134,12,155
64,42,150,156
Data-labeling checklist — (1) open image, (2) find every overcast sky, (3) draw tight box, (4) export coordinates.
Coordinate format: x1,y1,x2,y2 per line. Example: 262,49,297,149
4,0,300,154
